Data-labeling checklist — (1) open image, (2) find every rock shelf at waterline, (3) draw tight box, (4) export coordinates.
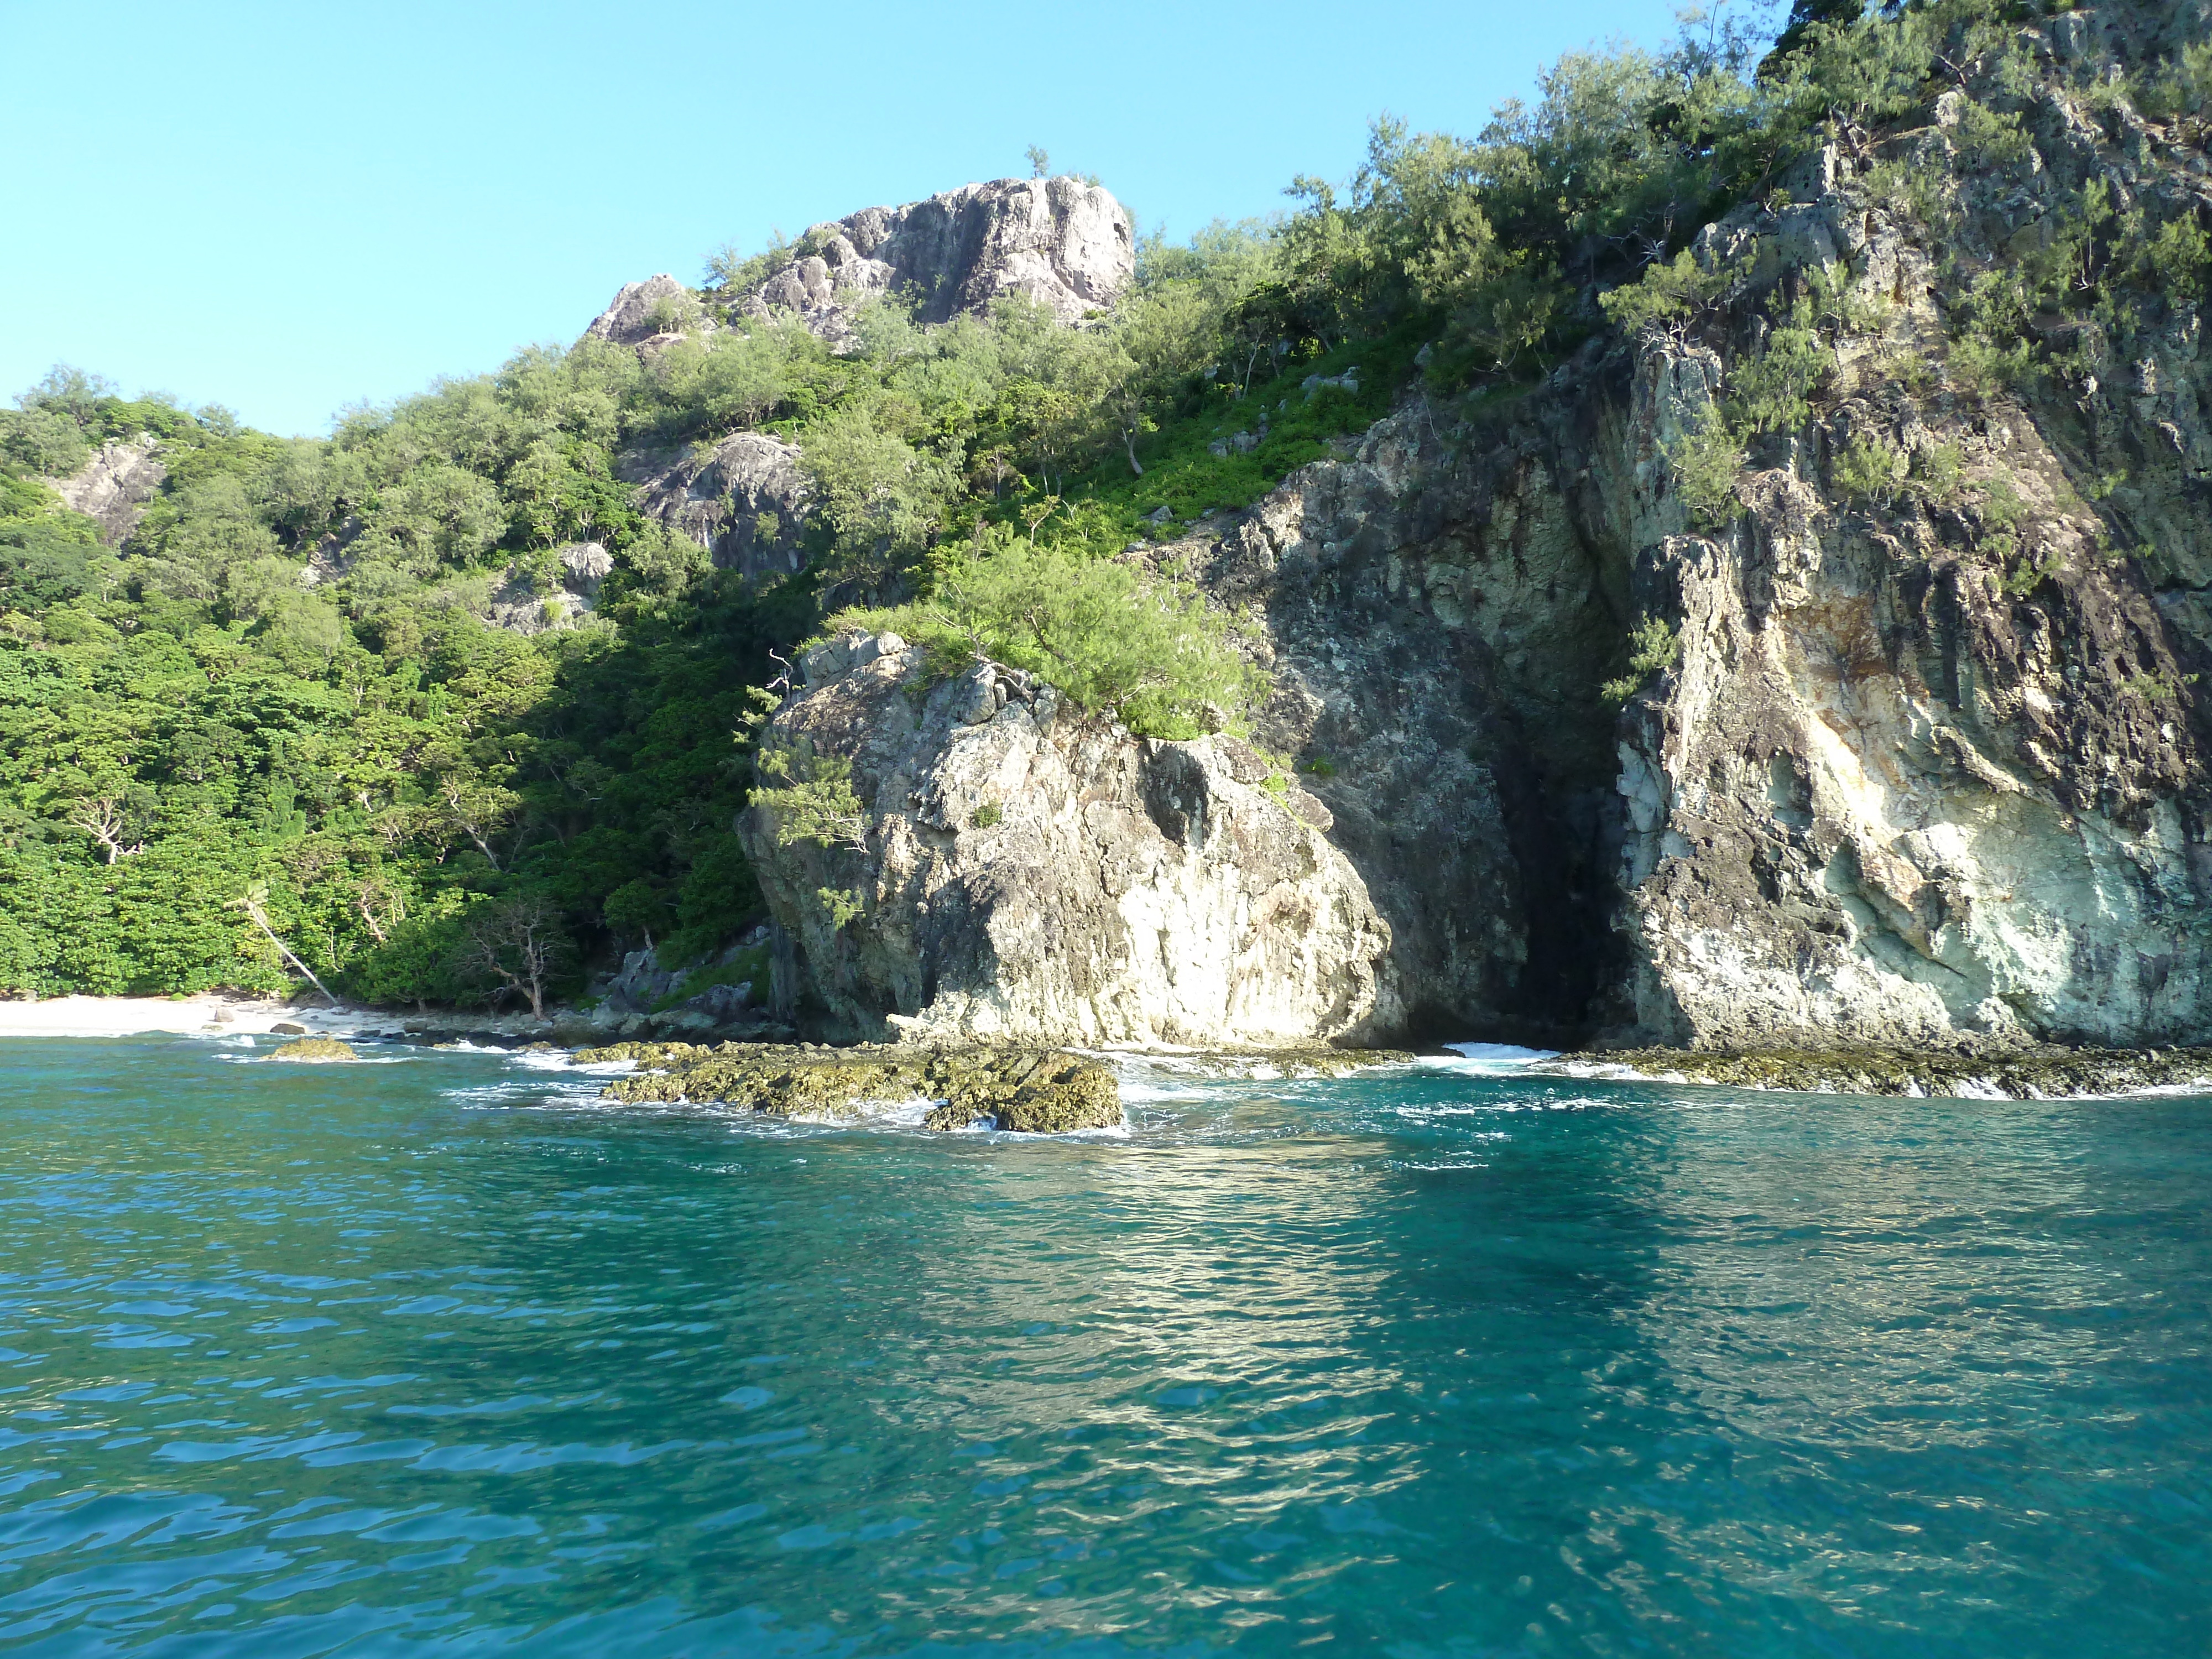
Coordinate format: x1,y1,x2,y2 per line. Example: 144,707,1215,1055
580,1041,1124,1132
1542,1045,2212,1100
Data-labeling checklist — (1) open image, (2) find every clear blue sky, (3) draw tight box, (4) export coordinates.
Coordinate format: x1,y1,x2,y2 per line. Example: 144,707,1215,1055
4,0,1684,437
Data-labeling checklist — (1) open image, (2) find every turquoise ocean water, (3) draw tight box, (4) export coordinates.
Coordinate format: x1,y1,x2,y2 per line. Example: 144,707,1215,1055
0,1034,2205,1656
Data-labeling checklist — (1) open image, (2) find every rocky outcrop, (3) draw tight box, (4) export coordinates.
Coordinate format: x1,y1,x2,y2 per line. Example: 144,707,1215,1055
1135,3,2212,1052
737,631,1389,1047
625,433,810,580
734,176,1133,341
585,936,781,1037
488,542,614,634
52,436,165,545
586,274,696,348
594,180,1128,583
586,1040,1122,1132
1539,1045,2212,1100
585,178,1131,358
738,5,2212,1055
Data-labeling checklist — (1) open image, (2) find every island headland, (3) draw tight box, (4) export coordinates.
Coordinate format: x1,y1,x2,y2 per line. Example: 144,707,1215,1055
7,0,2212,1104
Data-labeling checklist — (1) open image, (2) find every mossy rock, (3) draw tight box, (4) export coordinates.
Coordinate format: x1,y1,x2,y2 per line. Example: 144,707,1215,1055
593,1041,1121,1133
269,1036,359,1063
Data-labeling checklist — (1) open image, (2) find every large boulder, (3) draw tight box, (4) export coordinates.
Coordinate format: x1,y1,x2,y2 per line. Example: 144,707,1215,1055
738,633,1390,1047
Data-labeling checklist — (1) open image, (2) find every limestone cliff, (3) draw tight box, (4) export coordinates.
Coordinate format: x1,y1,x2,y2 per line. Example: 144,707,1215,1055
743,3,2212,1052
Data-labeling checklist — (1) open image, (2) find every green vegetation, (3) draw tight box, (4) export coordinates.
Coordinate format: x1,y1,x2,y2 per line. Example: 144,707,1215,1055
1603,617,1684,706
831,536,1260,738
1835,431,1907,503
3,0,2187,1008
1668,408,1747,529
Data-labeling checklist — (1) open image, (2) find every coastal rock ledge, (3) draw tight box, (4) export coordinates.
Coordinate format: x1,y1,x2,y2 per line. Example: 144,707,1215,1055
737,633,1391,1048
1543,1046,2212,1100
582,1041,1121,1132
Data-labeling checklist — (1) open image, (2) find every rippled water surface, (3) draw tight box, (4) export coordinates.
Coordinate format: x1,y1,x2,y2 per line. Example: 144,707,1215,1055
1,1036,2207,1657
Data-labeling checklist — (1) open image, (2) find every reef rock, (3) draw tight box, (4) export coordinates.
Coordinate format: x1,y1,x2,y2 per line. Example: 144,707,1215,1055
586,1040,1121,1133
736,633,1389,1047
269,1037,358,1063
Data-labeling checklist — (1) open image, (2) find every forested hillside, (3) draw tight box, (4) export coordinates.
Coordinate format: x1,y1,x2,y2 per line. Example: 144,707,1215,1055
6,0,2188,1010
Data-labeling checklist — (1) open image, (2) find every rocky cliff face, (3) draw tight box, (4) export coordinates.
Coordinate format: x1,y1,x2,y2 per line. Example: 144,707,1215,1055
740,632,1387,1047
739,3,2212,1052
624,432,810,580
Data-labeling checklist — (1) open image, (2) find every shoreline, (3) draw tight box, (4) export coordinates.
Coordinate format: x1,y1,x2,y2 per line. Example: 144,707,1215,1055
6,1002,2211,1103
0,995,560,1042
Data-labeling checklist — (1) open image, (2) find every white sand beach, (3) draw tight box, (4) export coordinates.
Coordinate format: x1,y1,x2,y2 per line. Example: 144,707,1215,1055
0,995,375,1040
0,997,571,1041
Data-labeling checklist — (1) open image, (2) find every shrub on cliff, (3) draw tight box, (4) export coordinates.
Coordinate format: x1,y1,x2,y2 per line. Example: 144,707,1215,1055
829,536,1259,739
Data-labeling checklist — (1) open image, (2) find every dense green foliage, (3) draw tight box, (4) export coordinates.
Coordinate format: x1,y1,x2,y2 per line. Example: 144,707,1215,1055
2,0,2154,1007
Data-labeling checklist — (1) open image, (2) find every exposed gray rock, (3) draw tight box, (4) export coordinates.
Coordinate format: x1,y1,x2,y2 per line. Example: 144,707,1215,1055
626,432,810,580
739,633,1387,1047
299,515,363,588
732,176,1132,342
51,436,165,545
587,935,776,1035
586,274,699,348
488,542,614,634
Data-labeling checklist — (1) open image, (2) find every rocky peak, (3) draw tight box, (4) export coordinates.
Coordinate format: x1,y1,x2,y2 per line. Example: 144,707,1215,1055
586,176,1134,354
738,176,1133,339
585,274,696,349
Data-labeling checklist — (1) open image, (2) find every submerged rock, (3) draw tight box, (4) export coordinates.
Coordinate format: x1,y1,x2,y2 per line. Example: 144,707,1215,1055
269,1037,358,1063
1112,1046,1415,1080
581,1041,1121,1133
